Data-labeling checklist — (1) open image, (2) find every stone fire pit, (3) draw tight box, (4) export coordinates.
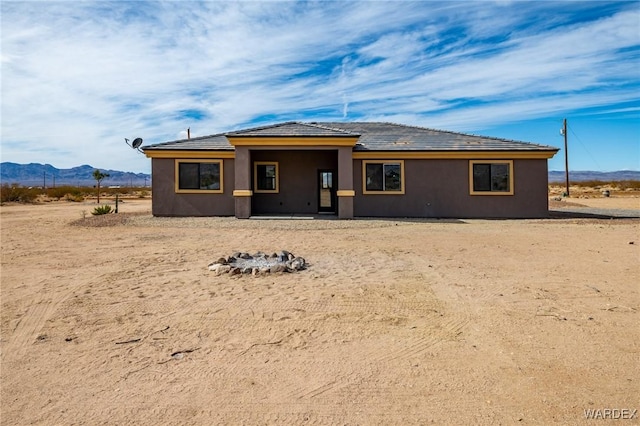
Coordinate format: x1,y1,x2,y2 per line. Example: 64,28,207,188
208,250,306,276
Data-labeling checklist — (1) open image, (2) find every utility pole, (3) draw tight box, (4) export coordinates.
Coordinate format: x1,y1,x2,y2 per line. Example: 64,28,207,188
562,118,569,197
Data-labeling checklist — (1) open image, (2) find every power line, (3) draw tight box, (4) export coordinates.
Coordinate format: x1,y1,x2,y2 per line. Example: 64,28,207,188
566,122,602,170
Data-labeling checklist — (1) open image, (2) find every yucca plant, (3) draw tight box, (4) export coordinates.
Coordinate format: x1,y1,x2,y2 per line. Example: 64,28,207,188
91,204,113,215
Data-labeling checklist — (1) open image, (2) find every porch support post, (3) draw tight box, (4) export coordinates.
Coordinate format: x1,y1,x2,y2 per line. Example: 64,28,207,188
233,146,252,219
337,146,354,219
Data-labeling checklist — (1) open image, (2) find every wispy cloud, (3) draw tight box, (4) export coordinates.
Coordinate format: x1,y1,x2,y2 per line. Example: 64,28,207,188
1,1,638,172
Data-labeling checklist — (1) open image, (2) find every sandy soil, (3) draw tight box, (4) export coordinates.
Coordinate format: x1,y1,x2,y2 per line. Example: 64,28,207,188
1,198,639,425
552,196,640,211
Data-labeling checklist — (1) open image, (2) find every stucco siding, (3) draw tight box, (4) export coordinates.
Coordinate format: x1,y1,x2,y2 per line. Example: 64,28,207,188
149,156,550,218
151,158,235,216
353,159,549,218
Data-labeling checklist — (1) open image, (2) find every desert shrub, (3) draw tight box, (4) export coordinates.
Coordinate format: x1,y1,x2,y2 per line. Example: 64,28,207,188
46,185,85,200
65,193,85,202
138,190,149,198
567,180,640,189
575,180,610,188
614,180,640,190
0,184,40,203
92,204,113,215
550,180,640,191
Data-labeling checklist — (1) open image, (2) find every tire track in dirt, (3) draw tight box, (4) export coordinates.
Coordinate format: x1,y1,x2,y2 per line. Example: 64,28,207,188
220,252,469,410
4,270,127,359
280,316,469,402
8,292,72,357
297,380,339,399
373,314,470,363
76,405,356,426
108,261,471,414
273,260,473,403
55,254,472,419
149,291,434,404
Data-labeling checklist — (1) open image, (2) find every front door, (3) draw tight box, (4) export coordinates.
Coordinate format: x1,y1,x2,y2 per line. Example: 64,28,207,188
318,170,336,213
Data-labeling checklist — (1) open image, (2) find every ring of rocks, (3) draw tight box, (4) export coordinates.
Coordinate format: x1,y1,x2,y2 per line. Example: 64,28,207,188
208,250,306,276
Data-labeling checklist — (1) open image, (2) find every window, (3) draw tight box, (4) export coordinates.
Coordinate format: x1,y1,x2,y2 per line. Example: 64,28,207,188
175,160,223,193
469,160,514,195
362,160,405,194
254,161,279,193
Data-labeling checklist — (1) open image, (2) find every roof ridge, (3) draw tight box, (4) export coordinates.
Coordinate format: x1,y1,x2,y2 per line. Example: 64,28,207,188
303,122,360,135
225,121,299,135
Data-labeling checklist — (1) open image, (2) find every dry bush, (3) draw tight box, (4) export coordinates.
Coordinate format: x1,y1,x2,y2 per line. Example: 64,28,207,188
65,193,85,202
612,180,640,190
46,186,86,201
1,184,40,203
552,180,640,190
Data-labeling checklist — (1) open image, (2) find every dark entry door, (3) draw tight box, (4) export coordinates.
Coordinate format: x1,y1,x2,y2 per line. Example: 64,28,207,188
318,170,336,213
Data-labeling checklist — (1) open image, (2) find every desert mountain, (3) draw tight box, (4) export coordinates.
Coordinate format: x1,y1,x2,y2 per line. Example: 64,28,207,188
1,162,150,187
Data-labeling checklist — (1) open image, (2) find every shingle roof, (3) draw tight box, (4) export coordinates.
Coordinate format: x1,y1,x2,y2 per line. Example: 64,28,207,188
142,121,559,152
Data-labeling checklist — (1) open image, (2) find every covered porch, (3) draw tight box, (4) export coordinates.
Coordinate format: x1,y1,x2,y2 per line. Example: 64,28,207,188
230,137,356,219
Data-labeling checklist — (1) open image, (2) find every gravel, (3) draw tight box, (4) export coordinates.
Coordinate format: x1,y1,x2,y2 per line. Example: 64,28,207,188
550,207,640,219
72,209,639,230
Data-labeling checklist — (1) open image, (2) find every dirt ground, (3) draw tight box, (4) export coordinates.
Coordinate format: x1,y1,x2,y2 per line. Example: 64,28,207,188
1,197,638,425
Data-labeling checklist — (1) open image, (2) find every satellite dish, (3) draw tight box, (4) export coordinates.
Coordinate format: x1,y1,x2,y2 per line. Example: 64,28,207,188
124,137,144,153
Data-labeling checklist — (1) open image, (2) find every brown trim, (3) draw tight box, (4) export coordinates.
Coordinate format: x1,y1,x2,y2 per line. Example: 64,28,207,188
336,190,355,197
233,190,253,197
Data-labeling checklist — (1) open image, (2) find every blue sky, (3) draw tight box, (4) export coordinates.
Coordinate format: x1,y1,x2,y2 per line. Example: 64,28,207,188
1,1,639,173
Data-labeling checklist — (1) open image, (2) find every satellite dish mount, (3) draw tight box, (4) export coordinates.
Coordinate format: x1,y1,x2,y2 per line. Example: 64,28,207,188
125,137,144,153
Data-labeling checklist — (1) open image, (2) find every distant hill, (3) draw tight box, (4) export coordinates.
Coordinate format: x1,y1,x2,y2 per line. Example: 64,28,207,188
548,170,640,182
0,162,150,187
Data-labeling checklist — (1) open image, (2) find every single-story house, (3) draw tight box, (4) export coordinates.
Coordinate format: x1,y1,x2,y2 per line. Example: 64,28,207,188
142,121,559,219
